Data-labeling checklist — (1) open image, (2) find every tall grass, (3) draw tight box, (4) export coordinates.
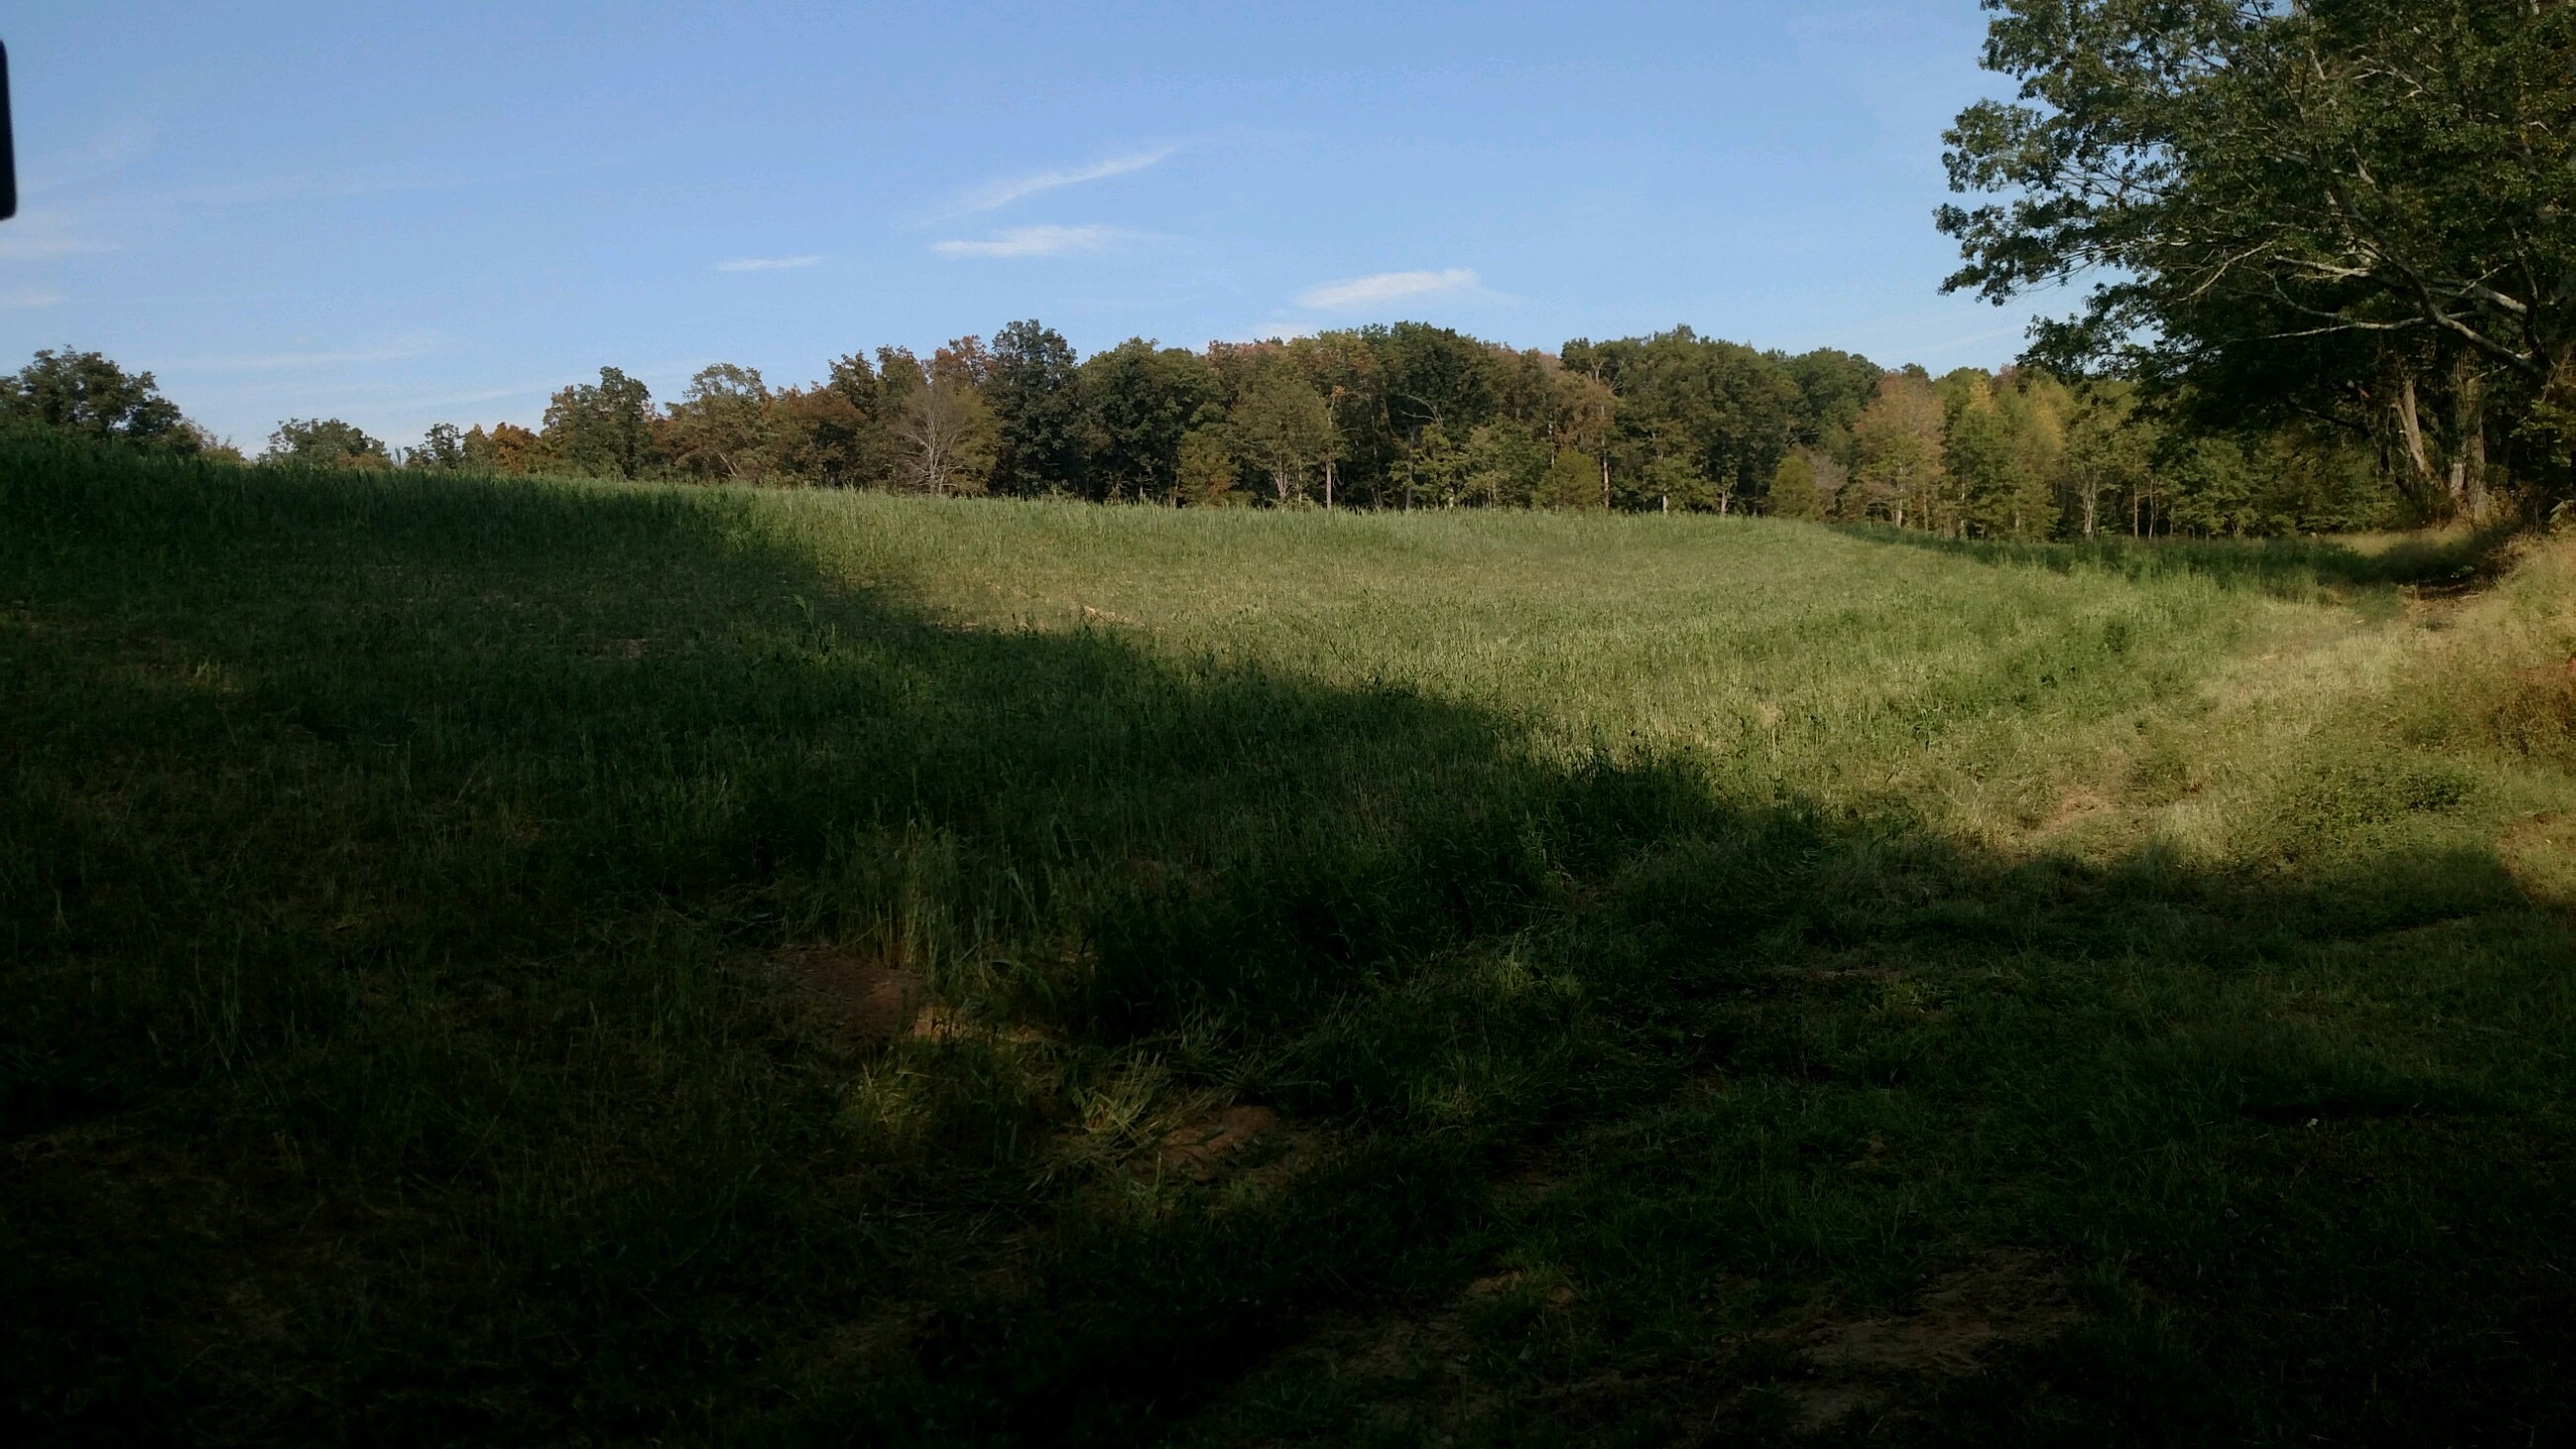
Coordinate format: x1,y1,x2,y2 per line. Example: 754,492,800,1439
5,436,2574,1444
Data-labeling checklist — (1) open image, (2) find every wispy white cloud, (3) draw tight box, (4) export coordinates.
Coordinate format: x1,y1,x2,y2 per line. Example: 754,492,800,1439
33,119,159,194
0,167,459,267
933,147,1174,220
1296,268,1480,311
439,382,551,402
179,343,434,371
1059,289,1207,312
0,288,64,309
170,168,456,209
1223,321,1321,344
0,207,118,261
241,379,551,406
932,225,1133,259
716,254,825,272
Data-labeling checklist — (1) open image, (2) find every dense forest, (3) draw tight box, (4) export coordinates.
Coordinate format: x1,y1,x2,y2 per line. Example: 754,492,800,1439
0,325,2450,540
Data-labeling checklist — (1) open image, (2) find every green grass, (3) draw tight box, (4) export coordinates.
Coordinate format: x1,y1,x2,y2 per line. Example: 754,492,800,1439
6,436,2576,1445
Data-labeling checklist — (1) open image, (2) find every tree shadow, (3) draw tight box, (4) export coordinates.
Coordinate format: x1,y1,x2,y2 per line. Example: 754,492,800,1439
1834,520,2524,599
4,444,2572,1446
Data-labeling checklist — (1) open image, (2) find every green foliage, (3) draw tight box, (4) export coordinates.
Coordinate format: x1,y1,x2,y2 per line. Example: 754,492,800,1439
1174,425,1239,506
767,374,879,489
663,363,779,484
1288,331,1398,504
539,366,657,479
890,374,998,497
1372,321,1502,442
1461,423,1549,507
2062,389,2155,538
263,417,388,468
1229,361,1340,505
1079,338,1226,503
988,320,1087,496
462,421,542,475
1533,445,1600,510
1851,371,1945,526
1944,392,2041,537
1579,326,1801,512
2249,425,2401,534
1640,451,1712,512
2160,435,2261,538
1395,420,1468,508
0,346,199,453
408,421,469,471
1942,0,2576,517
1768,448,1826,521
1780,346,1883,454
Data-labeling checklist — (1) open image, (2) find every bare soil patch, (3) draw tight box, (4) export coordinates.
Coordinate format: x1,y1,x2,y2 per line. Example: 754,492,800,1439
1775,1250,2082,1435
2038,787,2113,833
1158,1104,1284,1183
766,946,936,1045
2500,811,2576,910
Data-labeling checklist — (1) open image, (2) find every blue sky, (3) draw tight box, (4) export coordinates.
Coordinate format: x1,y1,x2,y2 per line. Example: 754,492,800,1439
0,1,2048,452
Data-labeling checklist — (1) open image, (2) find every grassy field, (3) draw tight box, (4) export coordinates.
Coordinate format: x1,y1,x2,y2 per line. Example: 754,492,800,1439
6,437,2576,1445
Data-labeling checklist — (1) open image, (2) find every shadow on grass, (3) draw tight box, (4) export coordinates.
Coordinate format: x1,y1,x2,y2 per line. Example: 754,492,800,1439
2,441,2573,1446
1837,519,2524,599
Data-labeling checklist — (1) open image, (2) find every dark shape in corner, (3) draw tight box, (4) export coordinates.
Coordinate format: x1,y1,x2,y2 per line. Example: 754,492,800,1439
0,42,15,222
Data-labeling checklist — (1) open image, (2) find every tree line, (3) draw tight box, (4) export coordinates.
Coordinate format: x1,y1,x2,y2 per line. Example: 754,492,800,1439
0,327,2419,538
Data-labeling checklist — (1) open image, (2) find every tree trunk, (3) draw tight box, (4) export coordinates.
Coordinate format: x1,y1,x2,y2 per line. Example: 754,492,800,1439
2452,364,2489,524
2397,374,2445,518
2464,424,2489,524
1324,458,1335,511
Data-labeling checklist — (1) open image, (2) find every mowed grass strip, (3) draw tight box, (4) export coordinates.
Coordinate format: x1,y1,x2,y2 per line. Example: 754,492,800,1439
4,438,2573,1445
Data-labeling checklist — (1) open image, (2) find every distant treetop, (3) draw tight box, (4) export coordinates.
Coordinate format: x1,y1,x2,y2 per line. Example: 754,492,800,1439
0,346,201,453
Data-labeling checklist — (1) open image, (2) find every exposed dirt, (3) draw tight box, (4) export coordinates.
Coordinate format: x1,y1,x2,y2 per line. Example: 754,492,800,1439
1183,1249,2082,1445
2500,811,2576,911
2038,787,2113,833
766,946,936,1045
2383,527,2526,605
1801,1258,2073,1377
7,1120,381,1442
1464,1269,1578,1310
1220,1301,1481,1433
1774,1250,2082,1435
1158,1104,1285,1183
1493,1146,1570,1208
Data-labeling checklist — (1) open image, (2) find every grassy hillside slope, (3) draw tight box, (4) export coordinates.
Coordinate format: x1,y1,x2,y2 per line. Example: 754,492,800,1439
6,439,2575,1445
